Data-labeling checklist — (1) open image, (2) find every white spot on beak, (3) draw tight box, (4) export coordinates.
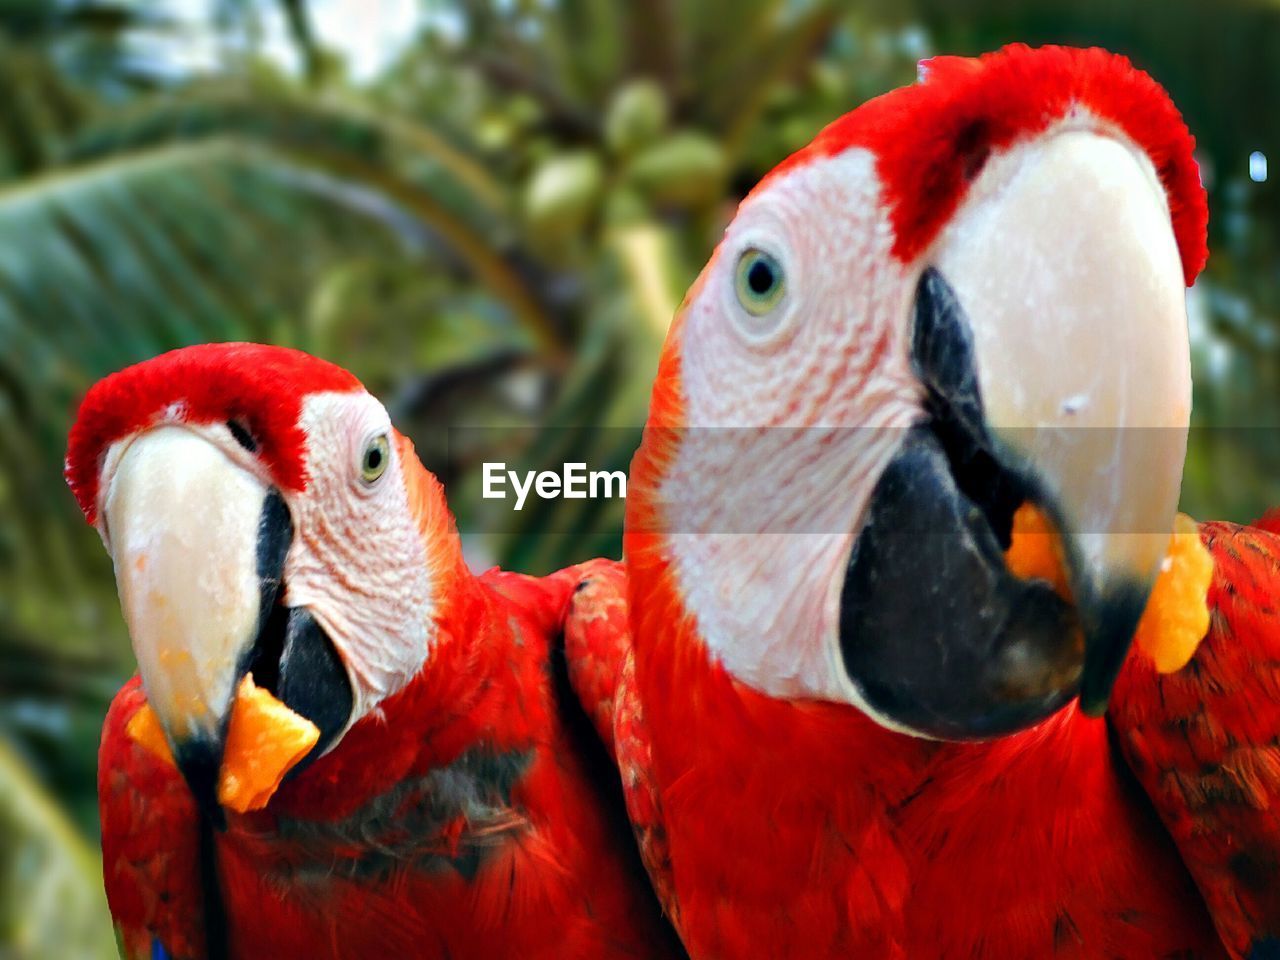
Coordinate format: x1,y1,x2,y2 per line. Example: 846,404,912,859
1060,393,1089,416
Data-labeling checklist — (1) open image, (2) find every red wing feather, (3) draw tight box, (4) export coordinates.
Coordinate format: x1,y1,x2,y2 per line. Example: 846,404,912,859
561,559,679,924
99,677,207,960
1111,521,1280,959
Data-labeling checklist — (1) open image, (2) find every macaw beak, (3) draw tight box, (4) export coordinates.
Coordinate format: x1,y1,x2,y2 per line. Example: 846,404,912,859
840,130,1191,737
101,427,352,821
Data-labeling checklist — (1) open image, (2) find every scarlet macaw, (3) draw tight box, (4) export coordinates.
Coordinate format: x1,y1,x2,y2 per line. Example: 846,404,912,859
66,344,678,960
569,45,1278,958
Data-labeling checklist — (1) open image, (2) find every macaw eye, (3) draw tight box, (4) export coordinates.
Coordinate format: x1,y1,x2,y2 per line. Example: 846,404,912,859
360,434,390,485
734,248,786,315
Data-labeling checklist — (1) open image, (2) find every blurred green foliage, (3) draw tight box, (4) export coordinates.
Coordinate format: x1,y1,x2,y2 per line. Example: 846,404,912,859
0,1,1277,955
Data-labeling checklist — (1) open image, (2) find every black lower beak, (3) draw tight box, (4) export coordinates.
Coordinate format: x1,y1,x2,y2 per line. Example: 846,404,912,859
1077,583,1151,716
172,489,353,823
837,268,1151,738
174,735,230,828
261,606,354,776
839,425,1083,738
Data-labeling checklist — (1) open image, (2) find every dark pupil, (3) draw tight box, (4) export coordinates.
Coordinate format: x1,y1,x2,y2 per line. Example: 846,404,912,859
366,447,383,471
747,258,776,296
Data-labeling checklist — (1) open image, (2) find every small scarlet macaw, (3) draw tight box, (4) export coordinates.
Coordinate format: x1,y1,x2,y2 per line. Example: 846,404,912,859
66,344,679,960
569,44,1280,958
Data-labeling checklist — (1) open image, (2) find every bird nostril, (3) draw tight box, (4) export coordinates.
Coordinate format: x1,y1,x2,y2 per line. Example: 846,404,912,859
227,419,257,453
956,119,992,182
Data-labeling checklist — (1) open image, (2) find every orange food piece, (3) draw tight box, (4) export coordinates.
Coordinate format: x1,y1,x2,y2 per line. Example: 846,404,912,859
125,675,319,814
217,674,319,813
1004,504,1212,676
1005,503,1073,600
1132,514,1214,674
126,702,175,767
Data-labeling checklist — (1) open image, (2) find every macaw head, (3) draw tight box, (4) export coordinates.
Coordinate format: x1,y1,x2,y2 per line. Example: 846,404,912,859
67,343,461,815
626,45,1205,739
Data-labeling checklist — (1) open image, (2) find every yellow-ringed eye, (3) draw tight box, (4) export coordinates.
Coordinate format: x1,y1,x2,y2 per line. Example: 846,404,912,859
734,248,785,315
361,434,390,485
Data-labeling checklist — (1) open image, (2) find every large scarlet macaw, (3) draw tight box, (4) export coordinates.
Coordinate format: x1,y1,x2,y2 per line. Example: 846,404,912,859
567,45,1280,958
66,344,679,960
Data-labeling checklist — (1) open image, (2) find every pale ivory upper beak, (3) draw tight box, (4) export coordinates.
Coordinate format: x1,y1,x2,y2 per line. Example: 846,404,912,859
932,128,1191,613
102,426,270,749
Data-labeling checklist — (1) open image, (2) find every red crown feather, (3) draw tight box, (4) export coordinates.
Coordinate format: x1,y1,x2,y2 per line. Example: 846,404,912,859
66,342,362,524
762,44,1207,285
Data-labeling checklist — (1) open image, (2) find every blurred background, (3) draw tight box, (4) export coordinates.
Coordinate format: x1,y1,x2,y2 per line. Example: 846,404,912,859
1,0,1277,955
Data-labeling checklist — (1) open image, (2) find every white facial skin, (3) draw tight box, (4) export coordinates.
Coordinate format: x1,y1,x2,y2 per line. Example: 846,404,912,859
285,392,434,732
660,149,924,719
660,115,1191,727
99,390,434,750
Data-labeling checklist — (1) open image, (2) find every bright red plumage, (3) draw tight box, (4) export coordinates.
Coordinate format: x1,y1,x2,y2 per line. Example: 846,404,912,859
67,343,361,523
765,43,1207,282
609,43,1243,959
84,347,679,960
617,519,1227,957
100,677,206,960
103,562,677,959
1111,521,1280,958
563,560,680,925
583,540,919,956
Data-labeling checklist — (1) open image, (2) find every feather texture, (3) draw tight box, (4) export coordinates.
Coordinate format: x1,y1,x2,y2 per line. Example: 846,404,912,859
563,560,678,924
1112,521,1280,959
93,358,678,959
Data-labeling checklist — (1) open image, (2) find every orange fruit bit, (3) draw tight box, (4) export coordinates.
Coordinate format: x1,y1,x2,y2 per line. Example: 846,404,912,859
1132,514,1213,674
217,674,320,814
126,703,176,767
1005,505,1212,676
1004,502,1073,601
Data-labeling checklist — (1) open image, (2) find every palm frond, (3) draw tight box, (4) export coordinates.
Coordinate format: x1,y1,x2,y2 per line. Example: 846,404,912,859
0,736,115,959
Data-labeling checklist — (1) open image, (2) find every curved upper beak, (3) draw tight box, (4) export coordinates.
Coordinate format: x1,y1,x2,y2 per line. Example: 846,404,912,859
840,129,1191,736
936,129,1191,715
101,427,350,819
